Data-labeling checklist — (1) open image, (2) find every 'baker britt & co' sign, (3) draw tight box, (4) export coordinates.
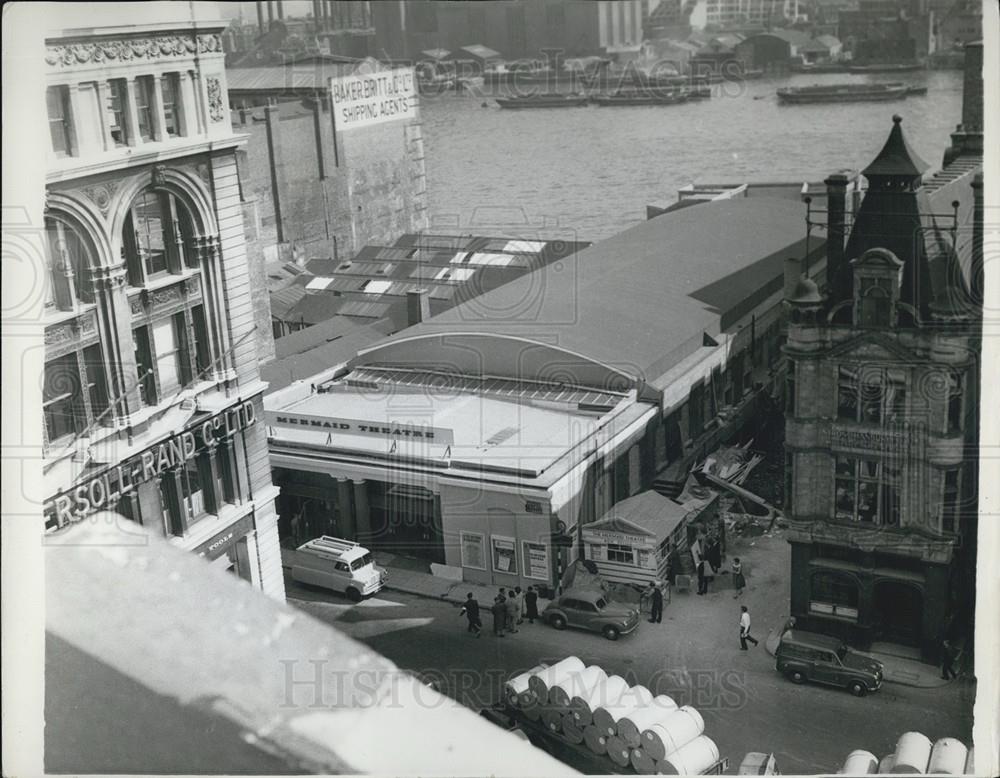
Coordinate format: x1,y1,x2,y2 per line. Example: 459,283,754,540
266,410,455,445
44,401,257,530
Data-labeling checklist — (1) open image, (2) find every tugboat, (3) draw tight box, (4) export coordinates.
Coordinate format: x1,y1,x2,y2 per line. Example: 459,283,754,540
777,82,909,104
495,93,591,109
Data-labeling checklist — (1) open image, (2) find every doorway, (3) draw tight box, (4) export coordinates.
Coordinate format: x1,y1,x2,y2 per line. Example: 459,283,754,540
872,580,923,646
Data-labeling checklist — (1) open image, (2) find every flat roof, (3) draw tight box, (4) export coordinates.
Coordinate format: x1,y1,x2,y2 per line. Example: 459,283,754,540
361,198,821,386
269,386,653,483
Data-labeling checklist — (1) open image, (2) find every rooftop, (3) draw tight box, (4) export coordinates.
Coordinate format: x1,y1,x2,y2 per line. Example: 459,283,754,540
587,490,694,543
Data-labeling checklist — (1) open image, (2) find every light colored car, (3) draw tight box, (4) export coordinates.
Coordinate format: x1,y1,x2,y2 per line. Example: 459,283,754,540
541,588,640,641
775,629,884,696
290,536,387,601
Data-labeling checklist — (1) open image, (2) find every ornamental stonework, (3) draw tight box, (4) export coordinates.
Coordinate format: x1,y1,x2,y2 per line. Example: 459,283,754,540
45,33,222,69
80,181,119,216
45,324,74,346
151,285,184,308
206,77,225,122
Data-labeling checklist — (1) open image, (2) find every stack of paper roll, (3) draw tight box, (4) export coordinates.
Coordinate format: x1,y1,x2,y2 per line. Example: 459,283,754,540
541,707,564,734
528,656,585,702
630,745,659,775
841,750,879,774
657,735,720,775
617,694,678,747
583,722,613,755
641,705,705,761
894,732,933,774
605,734,633,768
592,684,654,737
878,754,897,774
504,664,547,708
927,738,968,775
570,674,629,727
549,665,606,709
964,747,974,774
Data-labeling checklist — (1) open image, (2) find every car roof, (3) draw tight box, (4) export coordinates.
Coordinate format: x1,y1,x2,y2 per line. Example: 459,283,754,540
560,588,607,603
781,630,845,650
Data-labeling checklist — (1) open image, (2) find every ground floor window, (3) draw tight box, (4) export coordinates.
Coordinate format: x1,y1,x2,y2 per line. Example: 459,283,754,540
491,535,517,574
607,543,635,564
460,531,486,570
809,571,859,621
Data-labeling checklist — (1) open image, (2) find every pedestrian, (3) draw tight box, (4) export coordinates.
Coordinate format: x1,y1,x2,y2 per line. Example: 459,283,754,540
514,586,525,624
505,590,520,633
731,557,746,598
697,558,710,595
739,605,759,650
459,592,482,637
491,596,507,637
940,639,959,680
649,582,664,624
524,586,539,623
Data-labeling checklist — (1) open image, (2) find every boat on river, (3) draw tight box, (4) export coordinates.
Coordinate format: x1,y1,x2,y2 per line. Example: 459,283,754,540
495,94,590,109
590,89,689,107
777,82,909,104
847,62,924,73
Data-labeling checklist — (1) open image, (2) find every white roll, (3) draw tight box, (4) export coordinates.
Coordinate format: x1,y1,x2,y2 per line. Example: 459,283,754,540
592,685,654,737
549,665,607,708
878,754,898,774
570,674,629,726
618,695,678,747
928,738,968,775
528,656,585,701
895,732,933,774
641,705,705,761
964,747,974,775
841,750,878,775
505,664,547,707
656,735,720,775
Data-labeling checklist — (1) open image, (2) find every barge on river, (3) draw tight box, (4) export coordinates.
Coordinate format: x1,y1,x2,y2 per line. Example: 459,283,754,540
777,82,910,104
495,94,590,109
591,90,689,107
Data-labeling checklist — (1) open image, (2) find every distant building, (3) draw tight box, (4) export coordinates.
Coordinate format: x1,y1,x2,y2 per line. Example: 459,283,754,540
784,53,983,661
837,0,932,62
735,28,818,69
226,59,429,310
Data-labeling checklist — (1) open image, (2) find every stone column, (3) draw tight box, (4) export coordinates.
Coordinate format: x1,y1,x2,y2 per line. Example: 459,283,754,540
337,478,356,539
150,75,167,142
197,443,222,515
123,77,142,147
352,479,371,544
49,220,78,312
190,235,227,381
91,261,141,422
176,72,196,137
64,84,88,156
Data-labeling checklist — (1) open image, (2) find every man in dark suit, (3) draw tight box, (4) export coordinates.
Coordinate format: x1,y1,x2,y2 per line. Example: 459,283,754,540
649,582,664,624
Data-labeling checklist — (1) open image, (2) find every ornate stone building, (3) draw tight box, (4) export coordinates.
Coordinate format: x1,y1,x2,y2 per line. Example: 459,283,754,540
783,111,982,661
41,6,284,600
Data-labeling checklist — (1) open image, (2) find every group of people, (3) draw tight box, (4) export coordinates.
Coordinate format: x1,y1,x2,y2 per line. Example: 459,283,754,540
459,586,539,638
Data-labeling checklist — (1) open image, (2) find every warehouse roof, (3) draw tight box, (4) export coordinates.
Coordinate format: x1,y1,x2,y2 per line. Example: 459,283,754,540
358,197,822,387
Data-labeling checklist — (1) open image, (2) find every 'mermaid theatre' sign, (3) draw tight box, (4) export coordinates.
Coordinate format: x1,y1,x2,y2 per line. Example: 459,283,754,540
267,410,454,445
329,67,416,130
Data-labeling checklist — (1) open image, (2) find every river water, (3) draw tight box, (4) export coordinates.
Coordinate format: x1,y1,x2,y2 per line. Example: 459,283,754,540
419,70,963,243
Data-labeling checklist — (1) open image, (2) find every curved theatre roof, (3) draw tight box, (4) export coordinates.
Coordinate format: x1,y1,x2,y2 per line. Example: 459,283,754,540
353,197,820,392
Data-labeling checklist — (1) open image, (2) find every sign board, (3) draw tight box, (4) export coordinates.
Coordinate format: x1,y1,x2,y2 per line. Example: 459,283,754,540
830,425,904,453
194,514,255,561
45,401,257,530
267,410,454,445
522,541,549,580
329,67,417,130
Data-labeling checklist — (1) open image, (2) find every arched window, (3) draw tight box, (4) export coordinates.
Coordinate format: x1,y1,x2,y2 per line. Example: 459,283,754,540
809,571,859,621
121,189,196,286
45,216,94,309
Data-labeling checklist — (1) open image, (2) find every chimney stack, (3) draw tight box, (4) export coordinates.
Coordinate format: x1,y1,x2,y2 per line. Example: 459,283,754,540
406,290,431,327
824,173,849,300
784,256,802,302
971,172,983,306
256,0,265,31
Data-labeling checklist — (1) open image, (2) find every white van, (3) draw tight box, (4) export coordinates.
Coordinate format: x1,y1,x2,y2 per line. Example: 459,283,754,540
290,536,387,601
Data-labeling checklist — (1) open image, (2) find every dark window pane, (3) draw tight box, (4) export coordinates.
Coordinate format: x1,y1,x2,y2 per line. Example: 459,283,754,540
136,76,154,140
47,86,72,156
837,367,857,421
44,353,83,441
162,74,179,136
108,79,127,146
83,344,110,424
133,326,157,406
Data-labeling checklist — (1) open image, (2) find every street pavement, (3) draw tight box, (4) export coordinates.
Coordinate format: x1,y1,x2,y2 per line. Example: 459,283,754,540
284,532,976,775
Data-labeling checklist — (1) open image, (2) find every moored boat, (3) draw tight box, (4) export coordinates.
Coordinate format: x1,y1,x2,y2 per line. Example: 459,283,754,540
495,94,590,109
847,62,924,73
590,90,689,106
777,82,909,104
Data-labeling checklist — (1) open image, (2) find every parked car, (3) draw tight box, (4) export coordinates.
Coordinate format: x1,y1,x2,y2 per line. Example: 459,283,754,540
775,629,884,696
290,536,388,601
541,588,640,641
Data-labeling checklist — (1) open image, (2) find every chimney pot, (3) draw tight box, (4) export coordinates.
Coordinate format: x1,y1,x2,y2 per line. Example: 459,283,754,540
406,289,431,327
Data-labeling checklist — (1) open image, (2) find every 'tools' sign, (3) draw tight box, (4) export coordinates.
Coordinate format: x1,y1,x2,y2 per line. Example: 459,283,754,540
329,67,417,130
44,401,257,530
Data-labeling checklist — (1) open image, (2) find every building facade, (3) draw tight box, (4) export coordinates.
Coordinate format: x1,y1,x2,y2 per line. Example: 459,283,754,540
784,114,983,661
41,6,285,599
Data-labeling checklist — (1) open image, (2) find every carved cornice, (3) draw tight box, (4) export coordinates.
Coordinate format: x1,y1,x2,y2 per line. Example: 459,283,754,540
45,33,223,70
206,77,225,123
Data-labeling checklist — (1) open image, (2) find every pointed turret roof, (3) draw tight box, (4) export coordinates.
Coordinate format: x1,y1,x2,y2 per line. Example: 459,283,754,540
862,115,929,180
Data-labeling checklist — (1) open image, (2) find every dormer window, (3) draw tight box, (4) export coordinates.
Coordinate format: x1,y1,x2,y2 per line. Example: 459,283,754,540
851,248,903,328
